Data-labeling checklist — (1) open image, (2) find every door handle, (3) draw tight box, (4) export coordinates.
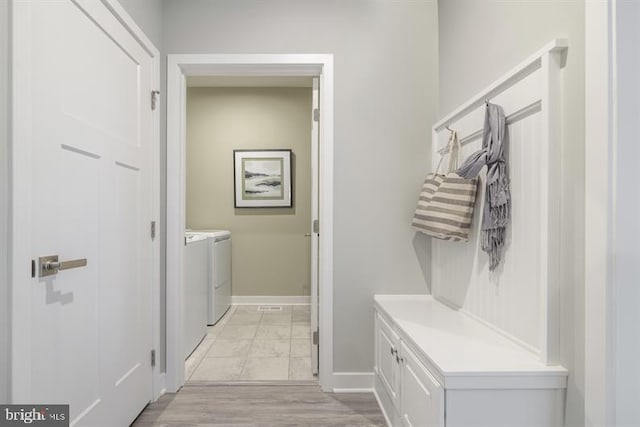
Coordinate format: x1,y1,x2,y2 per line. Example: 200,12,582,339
39,255,87,277
304,233,312,237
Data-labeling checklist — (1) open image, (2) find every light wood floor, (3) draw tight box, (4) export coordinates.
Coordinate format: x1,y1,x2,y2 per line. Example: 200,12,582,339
132,383,386,426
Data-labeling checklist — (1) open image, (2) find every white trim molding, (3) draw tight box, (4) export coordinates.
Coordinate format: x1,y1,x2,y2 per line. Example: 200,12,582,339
331,372,375,393
585,1,616,426
166,54,334,393
231,296,311,305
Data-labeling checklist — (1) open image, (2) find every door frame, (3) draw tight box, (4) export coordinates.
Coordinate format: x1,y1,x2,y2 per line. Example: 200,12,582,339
8,0,162,402
165,54,334,392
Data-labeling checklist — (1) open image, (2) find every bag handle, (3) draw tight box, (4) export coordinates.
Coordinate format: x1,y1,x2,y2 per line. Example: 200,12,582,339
434,130,462,175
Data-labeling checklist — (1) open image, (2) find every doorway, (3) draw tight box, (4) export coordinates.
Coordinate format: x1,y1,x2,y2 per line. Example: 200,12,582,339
165,55,334,392
183,79,315,382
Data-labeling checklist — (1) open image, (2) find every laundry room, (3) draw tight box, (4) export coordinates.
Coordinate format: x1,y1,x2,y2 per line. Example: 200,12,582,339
182,76,316,382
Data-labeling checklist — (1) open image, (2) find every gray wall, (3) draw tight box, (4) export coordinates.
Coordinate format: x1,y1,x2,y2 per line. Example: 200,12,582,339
163,0,439,372
0,0,9,405
117,0,163,49
615,2,640,425
438,1,585,425
186,87,312,297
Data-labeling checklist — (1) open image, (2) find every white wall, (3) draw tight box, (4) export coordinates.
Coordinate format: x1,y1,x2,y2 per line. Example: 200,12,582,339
163,0,439,373
0,0,9,404
614,2,640,424
437,1,585,425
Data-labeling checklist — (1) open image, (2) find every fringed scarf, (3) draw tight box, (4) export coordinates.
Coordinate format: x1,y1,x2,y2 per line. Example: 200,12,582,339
456,103,511,271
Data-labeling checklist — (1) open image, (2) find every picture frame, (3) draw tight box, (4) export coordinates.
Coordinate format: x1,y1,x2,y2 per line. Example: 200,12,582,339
233,149,293,208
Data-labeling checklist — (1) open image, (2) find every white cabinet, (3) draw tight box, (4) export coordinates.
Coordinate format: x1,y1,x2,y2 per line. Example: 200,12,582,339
375,313,401,409
375,312,444,427
399,341,443,427
373,295,568,427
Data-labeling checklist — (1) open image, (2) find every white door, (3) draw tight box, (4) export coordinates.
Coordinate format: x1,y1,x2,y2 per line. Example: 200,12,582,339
310,77,320,374
12,1,156,425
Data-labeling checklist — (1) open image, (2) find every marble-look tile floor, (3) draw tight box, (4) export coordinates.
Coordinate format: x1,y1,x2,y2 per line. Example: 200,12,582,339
185,304,316,382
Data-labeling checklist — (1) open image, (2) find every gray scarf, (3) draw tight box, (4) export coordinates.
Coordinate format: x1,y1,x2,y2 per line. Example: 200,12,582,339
456,103,511,271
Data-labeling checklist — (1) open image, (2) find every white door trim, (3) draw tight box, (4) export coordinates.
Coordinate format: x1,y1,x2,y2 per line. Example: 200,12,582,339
166,54,335,392
585,0,616,426
8,0,161,402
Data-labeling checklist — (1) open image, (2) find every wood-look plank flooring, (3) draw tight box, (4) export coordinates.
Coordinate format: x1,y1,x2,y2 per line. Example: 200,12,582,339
132,383,386,426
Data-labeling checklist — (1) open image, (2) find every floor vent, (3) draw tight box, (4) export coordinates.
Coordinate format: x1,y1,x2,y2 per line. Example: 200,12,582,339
257,305,283,312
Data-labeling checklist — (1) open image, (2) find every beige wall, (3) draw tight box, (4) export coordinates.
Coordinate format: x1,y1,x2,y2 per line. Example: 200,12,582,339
438,1,585,425
186,87,312,296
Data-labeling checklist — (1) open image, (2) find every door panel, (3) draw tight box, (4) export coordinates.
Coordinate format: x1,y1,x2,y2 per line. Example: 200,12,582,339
376,313,400,408
400,342,444,427
13,1,154,425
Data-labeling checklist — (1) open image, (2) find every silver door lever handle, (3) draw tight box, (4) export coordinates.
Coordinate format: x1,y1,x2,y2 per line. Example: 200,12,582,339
39,255,87,277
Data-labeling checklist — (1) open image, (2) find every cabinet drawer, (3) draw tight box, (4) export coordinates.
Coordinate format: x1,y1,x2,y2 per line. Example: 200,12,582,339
400,341,444,427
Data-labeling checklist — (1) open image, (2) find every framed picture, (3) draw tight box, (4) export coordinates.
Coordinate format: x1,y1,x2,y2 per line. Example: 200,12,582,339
233,149,293,208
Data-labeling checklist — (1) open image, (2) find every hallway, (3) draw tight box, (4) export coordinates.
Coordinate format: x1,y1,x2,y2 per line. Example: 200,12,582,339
132,383,385,426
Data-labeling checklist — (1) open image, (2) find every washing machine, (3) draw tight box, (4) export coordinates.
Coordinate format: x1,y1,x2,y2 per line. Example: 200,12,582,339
185,230,232,325
183,233,208,358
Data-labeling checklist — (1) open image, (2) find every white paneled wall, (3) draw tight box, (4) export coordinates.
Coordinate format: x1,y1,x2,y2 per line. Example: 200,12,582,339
431,40,566,362
433,111,543,352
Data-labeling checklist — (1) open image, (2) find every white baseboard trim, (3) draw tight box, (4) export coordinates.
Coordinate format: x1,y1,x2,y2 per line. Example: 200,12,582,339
373,389,393,427
331,372,375,393
153,372,167,401
231,296,310,305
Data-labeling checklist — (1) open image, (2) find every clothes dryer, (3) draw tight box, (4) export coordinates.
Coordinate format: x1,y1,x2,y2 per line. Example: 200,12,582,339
185,230,232,324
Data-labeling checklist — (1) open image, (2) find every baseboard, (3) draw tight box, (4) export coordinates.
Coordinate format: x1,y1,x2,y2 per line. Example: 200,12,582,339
331,372,375,393
153,372,167,401
231,296,310,305
373,389,393,427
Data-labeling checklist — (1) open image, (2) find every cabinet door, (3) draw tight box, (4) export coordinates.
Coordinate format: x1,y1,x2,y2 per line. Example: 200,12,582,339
400,342,444,427
375,312,401,408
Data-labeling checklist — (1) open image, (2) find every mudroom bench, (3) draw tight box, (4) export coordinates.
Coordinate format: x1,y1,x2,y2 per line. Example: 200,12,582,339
373,295,568,427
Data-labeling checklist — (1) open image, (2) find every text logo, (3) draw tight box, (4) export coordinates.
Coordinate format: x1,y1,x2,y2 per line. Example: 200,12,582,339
0,405,68,427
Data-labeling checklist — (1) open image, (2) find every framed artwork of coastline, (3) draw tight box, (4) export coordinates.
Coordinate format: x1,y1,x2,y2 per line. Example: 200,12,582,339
233,149,292,208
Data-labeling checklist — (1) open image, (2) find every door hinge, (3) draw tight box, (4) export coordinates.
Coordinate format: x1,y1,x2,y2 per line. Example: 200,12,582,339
313,330,319,345
151,221,157,240
313,108,320,122
31,260,36,278
151,90,160,111
151,349,156,368
313,219,319,234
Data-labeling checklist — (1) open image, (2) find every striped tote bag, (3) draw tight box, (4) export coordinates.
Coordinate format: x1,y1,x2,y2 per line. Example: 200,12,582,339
412,130,478,242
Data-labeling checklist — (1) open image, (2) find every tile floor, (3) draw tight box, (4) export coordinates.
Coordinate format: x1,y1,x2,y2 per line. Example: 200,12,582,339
185,304,316,382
